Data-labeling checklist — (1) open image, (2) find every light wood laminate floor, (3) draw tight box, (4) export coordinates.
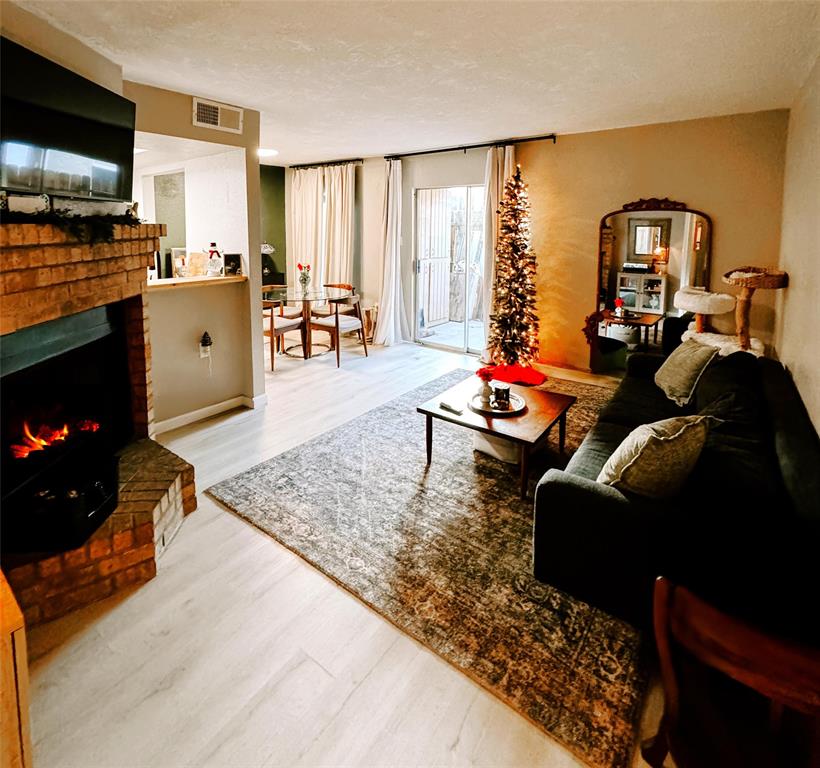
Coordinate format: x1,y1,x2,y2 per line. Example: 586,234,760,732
27,336,660,768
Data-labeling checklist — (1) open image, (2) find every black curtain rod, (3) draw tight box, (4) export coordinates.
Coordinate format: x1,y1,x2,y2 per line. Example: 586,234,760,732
384,132,556,161
290,158,363,170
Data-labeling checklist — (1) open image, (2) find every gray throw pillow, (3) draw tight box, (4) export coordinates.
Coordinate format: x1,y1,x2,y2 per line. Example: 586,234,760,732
597,415,711,498
655,339,719,406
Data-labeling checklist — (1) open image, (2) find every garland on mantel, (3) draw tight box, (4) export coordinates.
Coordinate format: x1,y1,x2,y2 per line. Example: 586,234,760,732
0,209,141,245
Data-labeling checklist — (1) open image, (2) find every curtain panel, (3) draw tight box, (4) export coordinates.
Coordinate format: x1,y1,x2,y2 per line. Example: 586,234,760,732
482,145,516,361
288,163,355,287
322,163,355,285
374,159,408,346
288,167,323,284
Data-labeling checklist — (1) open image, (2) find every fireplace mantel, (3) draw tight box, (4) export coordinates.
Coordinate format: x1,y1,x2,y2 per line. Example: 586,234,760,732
0,222,165,334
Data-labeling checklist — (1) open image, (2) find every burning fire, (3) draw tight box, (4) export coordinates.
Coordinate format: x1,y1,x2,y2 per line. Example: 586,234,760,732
10,419,100,459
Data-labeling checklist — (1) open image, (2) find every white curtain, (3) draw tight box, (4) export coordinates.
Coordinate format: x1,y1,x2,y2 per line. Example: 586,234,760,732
374,159,408,345
288,163,355,287
322,163,355,285
482,145,516,361
288,167,323,284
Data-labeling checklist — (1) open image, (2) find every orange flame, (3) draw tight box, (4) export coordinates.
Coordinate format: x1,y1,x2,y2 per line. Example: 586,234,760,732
10,419,97,460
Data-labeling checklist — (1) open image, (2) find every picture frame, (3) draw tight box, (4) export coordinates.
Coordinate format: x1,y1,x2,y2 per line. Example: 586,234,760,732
627,217,671,262
223,253,242,276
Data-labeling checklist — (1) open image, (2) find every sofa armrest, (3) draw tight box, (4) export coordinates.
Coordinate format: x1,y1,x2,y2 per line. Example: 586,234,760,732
532,469,656,627
625,352,665,379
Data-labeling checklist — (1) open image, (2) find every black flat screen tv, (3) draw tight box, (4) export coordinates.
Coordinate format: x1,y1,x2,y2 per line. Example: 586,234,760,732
1,38,136,203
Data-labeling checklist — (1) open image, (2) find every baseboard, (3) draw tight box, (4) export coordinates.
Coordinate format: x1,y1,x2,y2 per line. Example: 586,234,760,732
154,393,266,434
245,393,268,409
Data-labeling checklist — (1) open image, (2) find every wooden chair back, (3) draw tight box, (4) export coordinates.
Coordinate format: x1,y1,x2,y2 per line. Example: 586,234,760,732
262,298,284,318
323,283,354,291
645,576,820,767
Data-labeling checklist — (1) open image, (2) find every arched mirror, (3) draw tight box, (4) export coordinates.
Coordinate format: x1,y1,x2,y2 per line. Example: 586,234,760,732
587,198,712,370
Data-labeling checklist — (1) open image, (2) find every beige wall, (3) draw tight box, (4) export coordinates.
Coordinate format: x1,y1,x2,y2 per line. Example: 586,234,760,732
123,81,265,422
148,283,251,423
1,2,122,92
775,58,820,430
519,110,789,369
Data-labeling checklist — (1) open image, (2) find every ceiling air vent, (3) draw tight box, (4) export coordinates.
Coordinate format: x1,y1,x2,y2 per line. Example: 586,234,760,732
192,97,244,134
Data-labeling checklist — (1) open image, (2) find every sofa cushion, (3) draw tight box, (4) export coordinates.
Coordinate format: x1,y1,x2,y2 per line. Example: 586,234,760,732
695,351,763,417
598,374,687,428
655,339,719,406
691,353,784,509
597,415,711,498
564,421,632,481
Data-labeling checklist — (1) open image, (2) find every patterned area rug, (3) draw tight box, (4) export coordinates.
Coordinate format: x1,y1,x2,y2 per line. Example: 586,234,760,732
209,370,648,768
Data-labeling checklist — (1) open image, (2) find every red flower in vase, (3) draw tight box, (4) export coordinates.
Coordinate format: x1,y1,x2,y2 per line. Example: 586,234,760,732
614,298,624,309
476,366,495,383
298,263,310,272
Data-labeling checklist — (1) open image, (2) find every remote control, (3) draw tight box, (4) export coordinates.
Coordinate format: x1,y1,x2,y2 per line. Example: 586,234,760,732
439,401,463,415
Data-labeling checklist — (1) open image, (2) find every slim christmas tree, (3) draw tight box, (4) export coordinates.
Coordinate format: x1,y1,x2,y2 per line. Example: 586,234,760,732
487,165,540,367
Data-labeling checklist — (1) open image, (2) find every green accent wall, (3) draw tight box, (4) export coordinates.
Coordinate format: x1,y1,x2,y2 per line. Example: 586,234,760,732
260,165,286,274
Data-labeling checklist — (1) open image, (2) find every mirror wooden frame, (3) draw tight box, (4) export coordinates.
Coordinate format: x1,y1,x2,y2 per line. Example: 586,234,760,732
586,197,713,369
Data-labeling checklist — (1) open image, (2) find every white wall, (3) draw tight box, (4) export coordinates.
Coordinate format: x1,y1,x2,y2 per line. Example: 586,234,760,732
184,150,249,262
775,57,820,429
135,149,249,272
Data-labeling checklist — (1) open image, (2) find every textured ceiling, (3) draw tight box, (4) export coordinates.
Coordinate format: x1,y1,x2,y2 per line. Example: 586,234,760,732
14,1,820,166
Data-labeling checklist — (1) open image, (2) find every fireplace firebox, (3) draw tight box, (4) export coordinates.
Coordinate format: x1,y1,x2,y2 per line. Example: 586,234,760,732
1,303,134,553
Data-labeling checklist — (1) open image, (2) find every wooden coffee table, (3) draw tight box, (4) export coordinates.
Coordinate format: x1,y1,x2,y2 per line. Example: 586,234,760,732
417,377,576,499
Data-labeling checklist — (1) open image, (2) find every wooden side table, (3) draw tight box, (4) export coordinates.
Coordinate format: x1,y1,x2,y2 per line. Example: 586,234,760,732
362,306,378,343
602,309,664,346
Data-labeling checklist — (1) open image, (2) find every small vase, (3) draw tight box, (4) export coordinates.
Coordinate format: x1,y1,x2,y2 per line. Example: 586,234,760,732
298,272,311,291
479,381,492,405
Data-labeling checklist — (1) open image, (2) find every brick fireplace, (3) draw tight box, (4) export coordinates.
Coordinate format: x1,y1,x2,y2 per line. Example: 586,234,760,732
0,222,196,626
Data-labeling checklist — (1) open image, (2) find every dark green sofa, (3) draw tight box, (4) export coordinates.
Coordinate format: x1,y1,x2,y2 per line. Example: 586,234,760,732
532,351,820,641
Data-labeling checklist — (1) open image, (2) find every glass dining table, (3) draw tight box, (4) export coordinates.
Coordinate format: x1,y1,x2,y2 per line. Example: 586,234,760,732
262,285,352,358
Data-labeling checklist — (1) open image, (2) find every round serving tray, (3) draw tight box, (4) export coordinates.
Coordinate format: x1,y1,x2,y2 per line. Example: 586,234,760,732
469,392,527,417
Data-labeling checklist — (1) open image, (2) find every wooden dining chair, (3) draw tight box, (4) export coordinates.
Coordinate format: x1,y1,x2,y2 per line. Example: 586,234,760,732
262,284,301,319
311,283,357,318
643,576,820,768
262,299,305,370
309,292,368,367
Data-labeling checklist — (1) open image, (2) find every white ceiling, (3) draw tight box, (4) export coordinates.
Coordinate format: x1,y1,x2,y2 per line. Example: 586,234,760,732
15,1,820,166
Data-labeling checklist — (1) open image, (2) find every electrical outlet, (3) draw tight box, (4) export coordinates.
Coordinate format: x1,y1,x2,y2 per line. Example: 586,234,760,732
199,344,211,359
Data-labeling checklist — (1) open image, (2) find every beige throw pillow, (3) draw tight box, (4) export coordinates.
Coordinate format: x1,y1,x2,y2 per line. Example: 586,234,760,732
597,415,710,498
654,339,719,406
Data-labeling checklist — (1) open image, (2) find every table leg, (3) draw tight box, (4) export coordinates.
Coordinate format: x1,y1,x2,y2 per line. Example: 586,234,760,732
644,326,649,345
426,415,432,465
302,300,312,359
654,323,659,344
559,412,567,454
520,444,530,499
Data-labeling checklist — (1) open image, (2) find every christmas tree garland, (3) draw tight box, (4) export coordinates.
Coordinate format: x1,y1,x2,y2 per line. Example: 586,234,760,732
487,165,540,367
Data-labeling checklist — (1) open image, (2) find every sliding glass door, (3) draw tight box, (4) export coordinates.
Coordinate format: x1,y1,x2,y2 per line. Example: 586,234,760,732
414,185,485,353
